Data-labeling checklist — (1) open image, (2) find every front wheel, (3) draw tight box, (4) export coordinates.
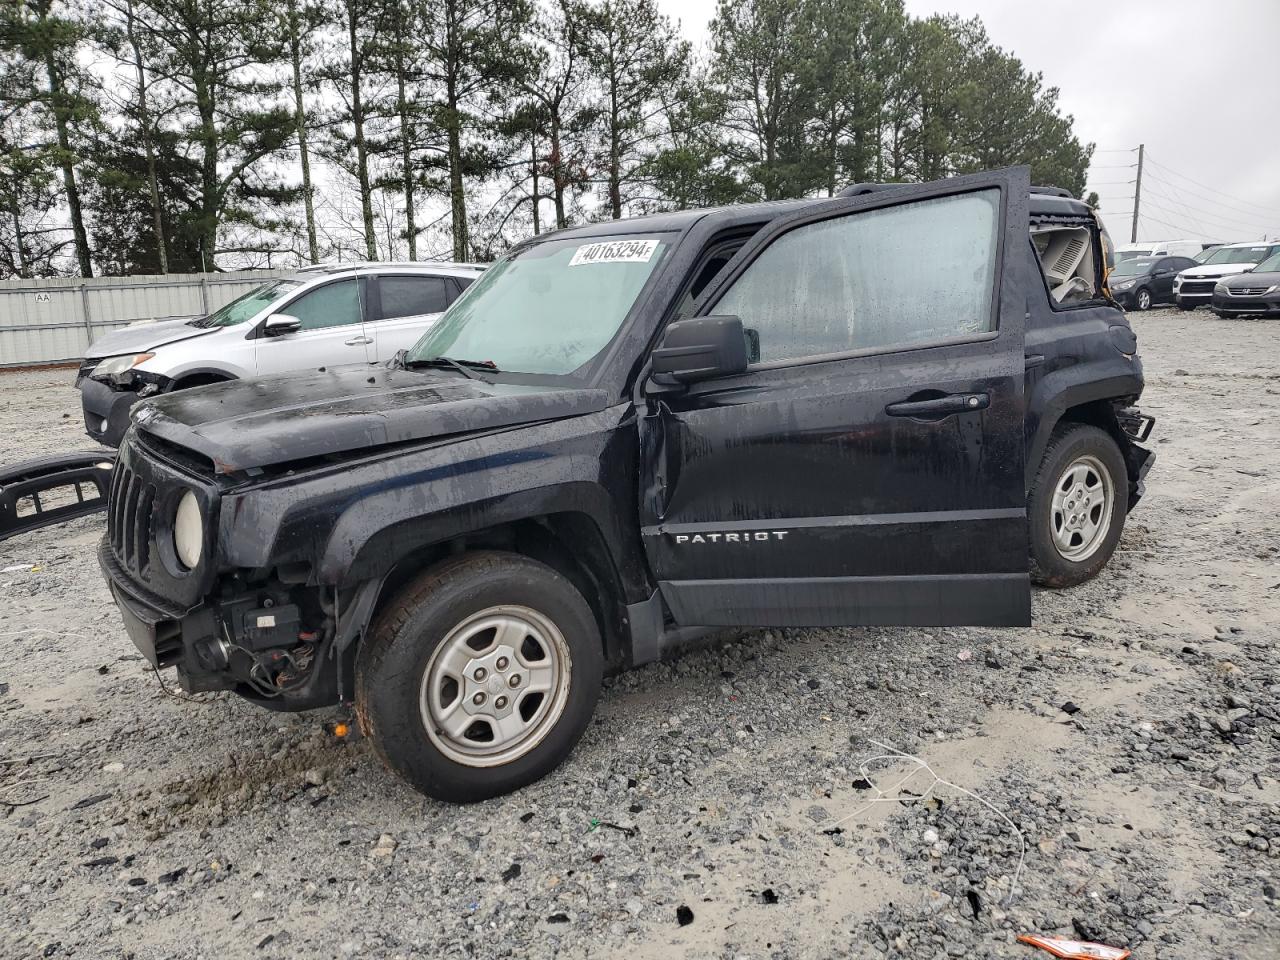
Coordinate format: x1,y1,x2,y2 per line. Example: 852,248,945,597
1028,424,1128,588
1135,287,1152,311
356,552,603,802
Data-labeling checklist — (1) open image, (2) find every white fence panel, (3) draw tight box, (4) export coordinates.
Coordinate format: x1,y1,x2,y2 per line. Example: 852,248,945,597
0,270,290,367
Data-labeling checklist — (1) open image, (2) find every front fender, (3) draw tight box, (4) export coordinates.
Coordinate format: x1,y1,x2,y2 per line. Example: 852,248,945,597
219,406,652,600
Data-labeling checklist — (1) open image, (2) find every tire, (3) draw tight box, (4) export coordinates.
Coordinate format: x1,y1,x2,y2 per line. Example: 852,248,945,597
355,551,603,803
1028,424,1128,588
1135,287,1152,311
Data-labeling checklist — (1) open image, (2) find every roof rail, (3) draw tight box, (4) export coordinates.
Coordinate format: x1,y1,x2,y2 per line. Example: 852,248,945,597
835,182,904,198
1030,185,1075,199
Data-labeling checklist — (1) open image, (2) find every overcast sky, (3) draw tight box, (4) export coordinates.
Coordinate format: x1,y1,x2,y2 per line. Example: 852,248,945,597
657,0,1280,244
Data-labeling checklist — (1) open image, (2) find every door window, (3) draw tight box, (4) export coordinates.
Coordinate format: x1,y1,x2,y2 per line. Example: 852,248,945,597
713,190,1000,364
379,276,449,320
285,279,362,330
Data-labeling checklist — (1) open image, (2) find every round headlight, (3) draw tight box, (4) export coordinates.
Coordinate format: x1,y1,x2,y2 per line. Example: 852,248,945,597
174,491,203,569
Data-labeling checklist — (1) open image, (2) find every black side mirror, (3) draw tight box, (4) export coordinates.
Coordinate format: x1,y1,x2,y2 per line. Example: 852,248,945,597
651,315,749,384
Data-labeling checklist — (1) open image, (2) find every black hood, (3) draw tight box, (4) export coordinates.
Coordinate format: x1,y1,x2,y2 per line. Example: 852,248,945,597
1222,270,1280,289
132,366,609,473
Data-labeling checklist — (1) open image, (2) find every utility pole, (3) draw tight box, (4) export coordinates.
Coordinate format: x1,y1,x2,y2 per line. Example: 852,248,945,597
1131,143,1144,242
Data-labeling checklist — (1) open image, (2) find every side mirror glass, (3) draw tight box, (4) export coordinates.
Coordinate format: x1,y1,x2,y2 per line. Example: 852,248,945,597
651,315,749,384
265,313,302,335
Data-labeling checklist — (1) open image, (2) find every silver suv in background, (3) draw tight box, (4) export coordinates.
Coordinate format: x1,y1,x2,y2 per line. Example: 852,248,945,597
77,262,483,446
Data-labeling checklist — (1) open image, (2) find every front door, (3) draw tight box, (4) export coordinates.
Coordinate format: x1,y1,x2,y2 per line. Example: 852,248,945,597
639,168,1032,627
254,276,373,375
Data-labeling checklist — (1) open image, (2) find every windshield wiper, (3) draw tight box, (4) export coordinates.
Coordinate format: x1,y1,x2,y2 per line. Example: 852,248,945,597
404,356,500,379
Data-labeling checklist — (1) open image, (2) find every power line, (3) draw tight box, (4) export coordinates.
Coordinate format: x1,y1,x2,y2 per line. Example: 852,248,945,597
1141,167,1280,229
1143,153,1280,219
1142,177,1279,236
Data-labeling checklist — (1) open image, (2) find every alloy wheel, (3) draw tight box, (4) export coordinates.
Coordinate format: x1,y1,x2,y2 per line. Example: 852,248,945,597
1049,454,1115,562
419,605,572,767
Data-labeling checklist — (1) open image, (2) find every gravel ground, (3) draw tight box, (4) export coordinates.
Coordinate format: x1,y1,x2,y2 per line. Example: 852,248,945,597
1,307,1278,960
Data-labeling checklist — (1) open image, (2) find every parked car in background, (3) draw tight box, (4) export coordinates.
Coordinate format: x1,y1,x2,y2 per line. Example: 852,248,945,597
1107,255,1198,311
76,262,483,446
1114,239,1203,262
1174,241,1280,310
1211,249,1280,318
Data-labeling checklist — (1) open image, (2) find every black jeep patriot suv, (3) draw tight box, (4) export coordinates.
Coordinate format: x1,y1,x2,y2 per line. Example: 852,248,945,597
100,168,1154,801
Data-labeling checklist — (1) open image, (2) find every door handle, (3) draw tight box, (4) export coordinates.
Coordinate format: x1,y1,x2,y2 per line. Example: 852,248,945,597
886,392,990,418
344,336,372,346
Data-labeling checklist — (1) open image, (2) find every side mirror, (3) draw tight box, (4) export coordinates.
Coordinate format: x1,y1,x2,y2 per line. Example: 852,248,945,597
264,314,302,336
651,315,749,384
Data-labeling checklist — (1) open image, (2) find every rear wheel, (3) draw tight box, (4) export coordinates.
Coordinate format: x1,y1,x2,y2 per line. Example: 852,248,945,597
356,551,603,802
1028,424,1128,588
1135,287,1152,311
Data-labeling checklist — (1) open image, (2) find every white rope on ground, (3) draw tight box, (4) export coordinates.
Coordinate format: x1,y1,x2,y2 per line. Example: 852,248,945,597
825,739,1027,906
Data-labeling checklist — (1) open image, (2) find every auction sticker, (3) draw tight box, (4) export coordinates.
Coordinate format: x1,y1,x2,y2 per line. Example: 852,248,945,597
568,239,659,266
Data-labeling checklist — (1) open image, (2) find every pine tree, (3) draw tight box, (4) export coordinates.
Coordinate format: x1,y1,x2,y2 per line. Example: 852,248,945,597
283,0,322,263
709,0,820,201
577,0,688,219
411,0,529,260
132,0,296,269
15,0,99,276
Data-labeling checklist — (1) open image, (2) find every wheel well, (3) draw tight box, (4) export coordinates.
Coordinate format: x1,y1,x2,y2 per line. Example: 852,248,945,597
365,513,628,670
171,372,233,390
1058,399,1126,449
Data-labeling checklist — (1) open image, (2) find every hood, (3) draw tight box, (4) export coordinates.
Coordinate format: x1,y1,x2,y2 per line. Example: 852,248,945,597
1222,271,1280,289
1178,263,1257,279
131,366,610,473
85,316,215,360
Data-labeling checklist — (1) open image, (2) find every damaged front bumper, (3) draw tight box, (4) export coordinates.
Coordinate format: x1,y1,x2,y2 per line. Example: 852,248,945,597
79,376,144,447
0,451,115,542
98,535,367,712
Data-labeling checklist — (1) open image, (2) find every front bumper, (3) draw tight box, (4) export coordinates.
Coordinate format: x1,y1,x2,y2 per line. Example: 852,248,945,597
79,377,141,447
1211,290,1280,316
1174,278,1218,307
99,536,204,668
1110,287,1140,308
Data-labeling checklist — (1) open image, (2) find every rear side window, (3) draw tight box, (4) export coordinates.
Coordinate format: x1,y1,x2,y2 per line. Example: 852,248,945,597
286,279,361,330
379,276,449,320
713,190,999,364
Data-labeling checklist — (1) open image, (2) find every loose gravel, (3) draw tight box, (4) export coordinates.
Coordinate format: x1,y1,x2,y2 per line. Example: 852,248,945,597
0,308,1277,959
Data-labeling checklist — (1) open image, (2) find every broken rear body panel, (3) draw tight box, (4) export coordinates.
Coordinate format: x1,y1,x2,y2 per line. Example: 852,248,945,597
94,169,1155,710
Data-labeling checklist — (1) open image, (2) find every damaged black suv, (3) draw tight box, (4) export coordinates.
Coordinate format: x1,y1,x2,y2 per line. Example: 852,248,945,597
100,168,1154,802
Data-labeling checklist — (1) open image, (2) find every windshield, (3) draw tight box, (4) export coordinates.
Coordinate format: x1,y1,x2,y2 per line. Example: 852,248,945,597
1201,245,1272,266
191,278,302,328
1114,249,1151,262
1254,251,1280,274
1111,258,1156,277
407,234,671,376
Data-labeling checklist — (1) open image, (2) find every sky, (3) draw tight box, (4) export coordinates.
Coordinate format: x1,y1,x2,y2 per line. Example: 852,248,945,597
656,0,1280,244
